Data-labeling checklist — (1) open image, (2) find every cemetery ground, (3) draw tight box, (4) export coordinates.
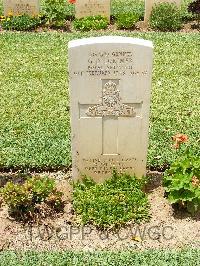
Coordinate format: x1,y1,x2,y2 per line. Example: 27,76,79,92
0,32,199,171
0,0,199,33
0,30,199,260
0,2,199,265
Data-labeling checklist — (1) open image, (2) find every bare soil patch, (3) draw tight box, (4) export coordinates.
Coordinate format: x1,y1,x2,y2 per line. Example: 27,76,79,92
0,170,199,252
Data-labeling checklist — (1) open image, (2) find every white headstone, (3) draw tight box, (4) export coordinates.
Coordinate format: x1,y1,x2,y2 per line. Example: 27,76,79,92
75,0,110,21
144,0,181,24
3,0,40,17
69,36,153,182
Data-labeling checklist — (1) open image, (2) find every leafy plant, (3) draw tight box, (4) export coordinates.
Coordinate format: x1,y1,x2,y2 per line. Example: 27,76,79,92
44,0,69,28
25,176,56,203
179,0,195,21
112,0,144,20
116,13,139,29
150,3,182,31
188,0,200,27
73,171,150,228
0,176,63,219
0,14,45,31
163,146,200,214
73,15,108,32
1,182,32,212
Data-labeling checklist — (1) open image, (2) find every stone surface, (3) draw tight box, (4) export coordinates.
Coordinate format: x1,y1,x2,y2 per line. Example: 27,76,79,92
3,0,40,16
68,36,153,182
75,0,110,21
144,0,181,24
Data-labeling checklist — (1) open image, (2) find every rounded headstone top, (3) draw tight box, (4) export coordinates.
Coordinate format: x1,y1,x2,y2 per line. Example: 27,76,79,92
68,36,153,49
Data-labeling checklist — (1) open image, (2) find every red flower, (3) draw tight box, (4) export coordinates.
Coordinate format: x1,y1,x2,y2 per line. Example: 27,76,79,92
68,0,76,4
172,134,188,149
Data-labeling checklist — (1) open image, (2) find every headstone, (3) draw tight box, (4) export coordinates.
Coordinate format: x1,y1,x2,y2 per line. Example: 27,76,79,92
144,0,181,24
75,0,110,21
69,36,153,182
3,0,40,17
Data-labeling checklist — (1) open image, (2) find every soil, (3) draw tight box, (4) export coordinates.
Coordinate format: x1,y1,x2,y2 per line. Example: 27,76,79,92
0,170,199,252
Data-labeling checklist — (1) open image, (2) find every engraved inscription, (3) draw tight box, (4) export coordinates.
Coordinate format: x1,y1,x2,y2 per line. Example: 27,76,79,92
86,80,136,117
72,50,149,77
76,0,110,19
82,157,138,175
4,0,39,16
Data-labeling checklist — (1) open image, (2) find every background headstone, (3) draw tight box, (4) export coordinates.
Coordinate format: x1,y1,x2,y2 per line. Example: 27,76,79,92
69,36,153,182
3,0,40,17
144,0,181,24
75,0,110,21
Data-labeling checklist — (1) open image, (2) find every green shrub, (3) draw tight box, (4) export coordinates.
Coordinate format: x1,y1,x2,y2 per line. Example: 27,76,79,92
44,0,69,28
112,0,145,20
0,176,63,218
0,14,45,31
73,15,108,32
116,13,139,29
25,176,56,203
163,149,200,215
1,182,32,212
73,171,150,228
150,3,182,31
180,0,196,21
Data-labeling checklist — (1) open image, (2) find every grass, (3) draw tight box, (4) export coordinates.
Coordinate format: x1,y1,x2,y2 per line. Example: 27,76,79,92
0,32,199,170
0,33,71,169
73,172,149,228
0,249,200,265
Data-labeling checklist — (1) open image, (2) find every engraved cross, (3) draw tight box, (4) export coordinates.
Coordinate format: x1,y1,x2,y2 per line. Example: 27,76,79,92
79,79,142,155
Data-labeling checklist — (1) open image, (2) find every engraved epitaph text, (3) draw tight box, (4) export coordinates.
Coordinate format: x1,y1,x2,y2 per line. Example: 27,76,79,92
3,0,40,16
75,0,110,20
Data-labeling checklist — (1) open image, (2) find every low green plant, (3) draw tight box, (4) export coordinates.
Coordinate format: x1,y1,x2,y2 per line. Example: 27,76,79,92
163,137,200,215
0,14,45,31
112,0,144,20
73,171,150,228
44,0,69,28
0,176,63,218
116,13,139,29
73,15,108,32
179,0,195,21
150,3,182,31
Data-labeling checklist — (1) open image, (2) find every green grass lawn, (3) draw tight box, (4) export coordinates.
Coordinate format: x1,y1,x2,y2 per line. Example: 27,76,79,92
0,32,199,170
0,249,200,266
